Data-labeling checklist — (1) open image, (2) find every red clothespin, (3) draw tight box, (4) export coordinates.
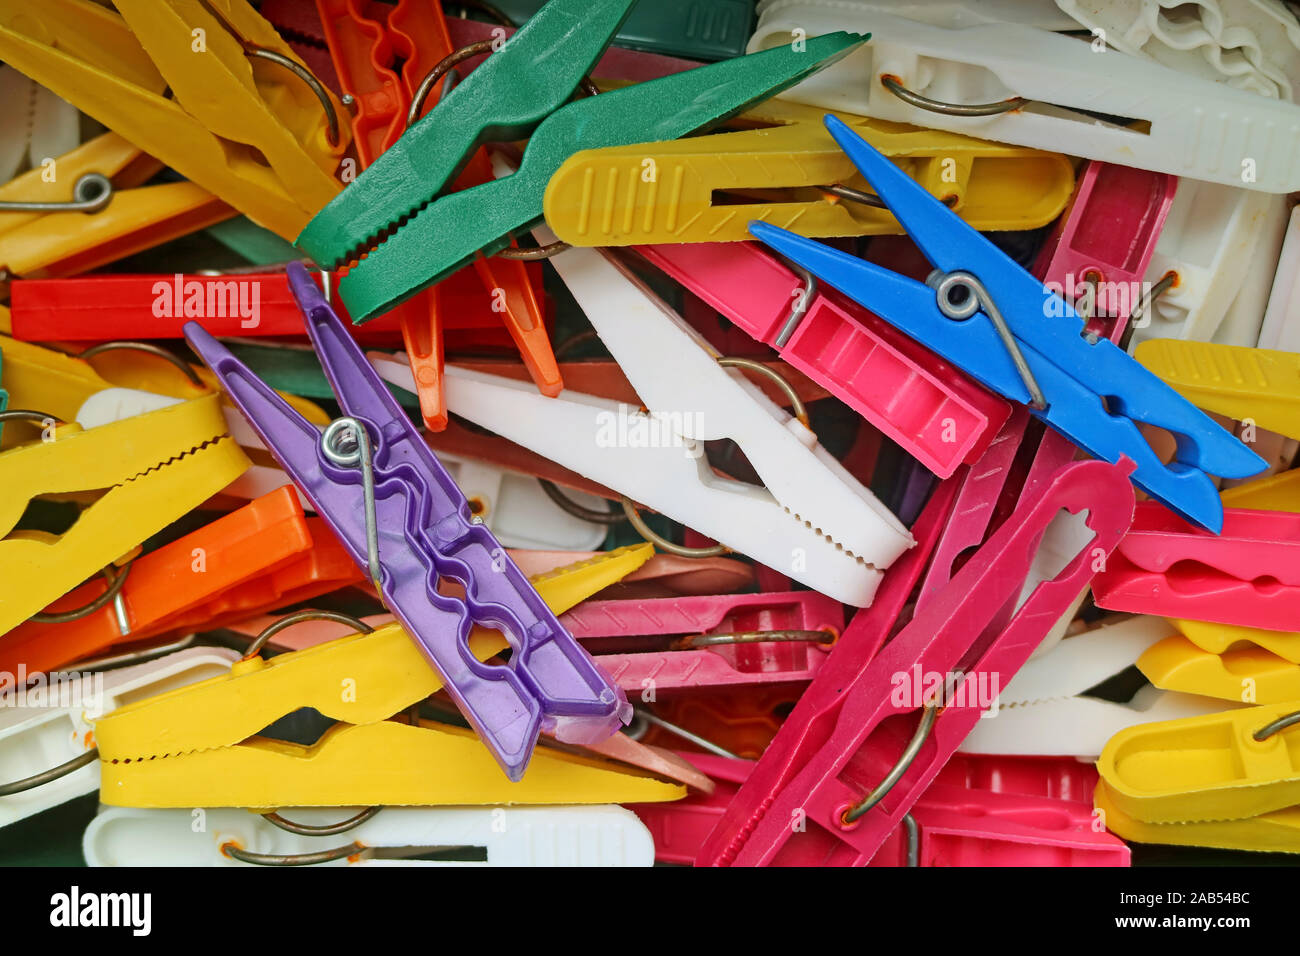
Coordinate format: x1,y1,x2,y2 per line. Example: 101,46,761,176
316,0,558,431
1092,503,1300,631
0,487,362,674
559,591,843,691
696,458,1136,866
639,240,1011,478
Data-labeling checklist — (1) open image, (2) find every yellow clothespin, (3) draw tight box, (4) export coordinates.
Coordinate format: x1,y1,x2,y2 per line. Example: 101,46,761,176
1173,618,1300,665
91,545,677,808
0,0,347,239
1138,634,1300,704
1221,469,1300,513
0,132,234,281
542,97,1074,246
1097,700,1300,853
0,391,248,637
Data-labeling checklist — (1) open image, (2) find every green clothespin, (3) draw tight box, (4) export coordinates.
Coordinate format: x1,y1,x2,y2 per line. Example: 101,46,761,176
485,0,756,61
331,31,867,321
297,0,638,270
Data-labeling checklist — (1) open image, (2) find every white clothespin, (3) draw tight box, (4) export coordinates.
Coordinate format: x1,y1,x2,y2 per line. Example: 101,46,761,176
1055,0,1300,100
0,66,81,185
1130,183,1289,347
1259,205,1300,352
84,805,654,866
748,3,1300,192
0,648,239,827
371,248,914,606
959,615,1245,756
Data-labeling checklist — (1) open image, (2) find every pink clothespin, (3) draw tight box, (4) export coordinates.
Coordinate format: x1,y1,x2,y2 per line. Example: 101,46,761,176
628,753,754,864
1092,503,1300,631
560,591,844,691
638,240,1010,478
696,458,1136,866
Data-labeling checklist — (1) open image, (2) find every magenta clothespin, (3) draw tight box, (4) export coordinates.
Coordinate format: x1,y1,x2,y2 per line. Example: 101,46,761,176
560,591,843,691
628,753,755,865
637,241,1011,478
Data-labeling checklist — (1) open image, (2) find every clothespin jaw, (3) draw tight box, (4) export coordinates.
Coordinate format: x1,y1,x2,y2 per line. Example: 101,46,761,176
317,30,871,322
752,114,1267,533
185,262,628,781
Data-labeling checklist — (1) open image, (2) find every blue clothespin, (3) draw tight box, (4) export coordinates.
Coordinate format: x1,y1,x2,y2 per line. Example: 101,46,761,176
751,114,1266,534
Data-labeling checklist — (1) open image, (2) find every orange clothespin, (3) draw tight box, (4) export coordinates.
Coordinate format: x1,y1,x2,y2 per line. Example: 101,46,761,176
317,0,559,430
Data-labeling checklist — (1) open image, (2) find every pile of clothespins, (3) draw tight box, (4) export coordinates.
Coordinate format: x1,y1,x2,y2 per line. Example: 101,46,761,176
1,0,1300,869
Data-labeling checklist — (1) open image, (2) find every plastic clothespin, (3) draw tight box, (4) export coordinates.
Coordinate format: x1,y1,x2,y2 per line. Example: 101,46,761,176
1171,615,1300,666
0,132,234,281
381,232,915,607
185,262,627,781
0,65,79,184
1134,339,1300,442
1260,206,1300,351
1138,631,1300,706
488,0,754,60
696,457,1136,866
1096,699,1300,853
84,805,655,867
1092,501,1300,631
959,614,1243,757
637,240,1011,479
258,0,340,94
752,115,1266,533
1055,0,1300,100
543,97,1074,246
1129,183,1290,348
0,0,348,239
0,647,239,827
301,23,869,321
627,753,754,864
559,591,844,691
315,0,559,431
0,487,363,675
0,391,249,636
746,5,1300,193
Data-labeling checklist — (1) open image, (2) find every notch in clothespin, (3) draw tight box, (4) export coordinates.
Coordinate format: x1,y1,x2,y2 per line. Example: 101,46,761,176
560,591,843,691
186,262,627,780
543,97,1074,246
314,0,559,430
1092,501,1300,632
0,0,348,239
960,613,1243,757
389,230,915,607
84,805,655,867
746,7,1300,193
300,9,868,321
0,647,239,827
752,115,1267,533
697,457,1136,866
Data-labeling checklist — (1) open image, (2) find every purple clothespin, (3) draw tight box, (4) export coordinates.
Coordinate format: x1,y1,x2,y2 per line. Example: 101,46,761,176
184,263,629,781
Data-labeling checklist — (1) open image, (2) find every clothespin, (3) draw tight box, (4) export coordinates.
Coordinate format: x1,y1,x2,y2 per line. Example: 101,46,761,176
0,647,239,827
636,240,1011,479
185,262,627,780
543,97,1074,246
0,487,363,675
1260,206,1300,351
1092,502,1300,631
298,13,868,321
0,0,349,239
1055,0,1300,100
0,388,249,636
384,233,915,607
1129,183,1290,348
1138,631,1300,706
314,0,559,431
1096,700,1300,852
487,0,754,60
752,115,1266,532
960,614,1242,757
627,753,754,863
0,66,79,184
746,6,1300,193
258,0,339,94
696,457,1136,866
84,805,655,866
559,591,843,691
0,132,234,281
